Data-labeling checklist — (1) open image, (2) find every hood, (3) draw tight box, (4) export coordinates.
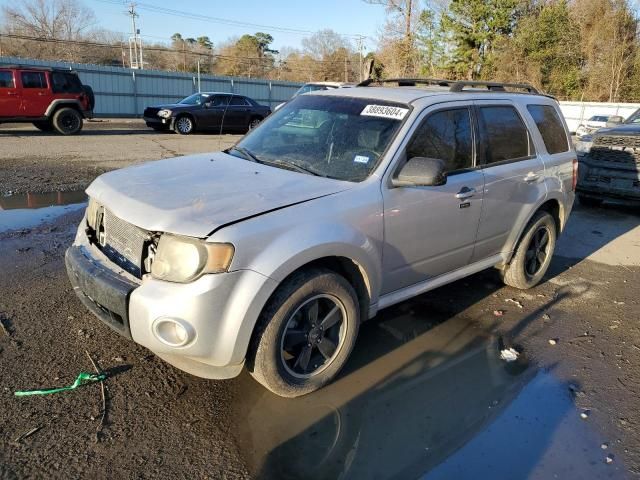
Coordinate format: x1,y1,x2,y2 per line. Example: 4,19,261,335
594,124,640,137
86,152,352,237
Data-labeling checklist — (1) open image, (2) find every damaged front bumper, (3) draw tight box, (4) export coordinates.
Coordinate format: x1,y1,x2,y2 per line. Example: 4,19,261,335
66,224,277,379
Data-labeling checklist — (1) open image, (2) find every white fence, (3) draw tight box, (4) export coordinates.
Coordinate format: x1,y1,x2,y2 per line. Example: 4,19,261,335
559,101,640,133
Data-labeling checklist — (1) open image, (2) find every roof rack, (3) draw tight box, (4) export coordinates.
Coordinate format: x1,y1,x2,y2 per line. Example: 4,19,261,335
357,78,540,94
0,64,76,73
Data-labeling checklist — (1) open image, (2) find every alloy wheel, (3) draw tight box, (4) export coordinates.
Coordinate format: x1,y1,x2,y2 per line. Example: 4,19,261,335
176,117,193,134
280,294,347,378
525,226,550,277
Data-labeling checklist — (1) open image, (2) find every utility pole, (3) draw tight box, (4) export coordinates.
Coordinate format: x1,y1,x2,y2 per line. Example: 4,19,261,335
128,3,143,69
356,35,365,82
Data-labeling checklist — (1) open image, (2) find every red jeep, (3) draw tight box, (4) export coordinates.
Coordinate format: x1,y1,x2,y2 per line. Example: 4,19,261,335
0,65,94,135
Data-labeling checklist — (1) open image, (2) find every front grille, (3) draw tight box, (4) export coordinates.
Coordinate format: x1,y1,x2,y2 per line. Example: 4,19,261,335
143,107,160,117
595,135,640,148
590,135,640,165
101,209,149,277
87,199,150,278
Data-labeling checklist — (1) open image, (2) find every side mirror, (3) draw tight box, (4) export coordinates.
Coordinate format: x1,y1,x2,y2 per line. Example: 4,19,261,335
392,157,447,187
606,116,624,127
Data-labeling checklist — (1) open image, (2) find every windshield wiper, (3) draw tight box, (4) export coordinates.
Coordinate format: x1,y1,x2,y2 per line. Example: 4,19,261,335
272,160,325,177
225,146,262,164
225,147,325,177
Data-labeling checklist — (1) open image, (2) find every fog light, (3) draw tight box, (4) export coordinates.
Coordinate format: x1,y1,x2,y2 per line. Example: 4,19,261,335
152,317,194,347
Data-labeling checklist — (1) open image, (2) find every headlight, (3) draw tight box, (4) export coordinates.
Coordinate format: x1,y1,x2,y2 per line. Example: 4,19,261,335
157,109,172,118
574,135,593,155
151,235,234,283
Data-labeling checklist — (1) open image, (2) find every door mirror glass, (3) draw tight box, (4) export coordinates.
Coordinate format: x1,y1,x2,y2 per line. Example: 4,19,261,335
392,157,447,187
606,115,624,127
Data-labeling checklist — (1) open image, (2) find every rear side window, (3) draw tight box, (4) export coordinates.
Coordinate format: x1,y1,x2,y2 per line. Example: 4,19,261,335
230,96,249,106
406,108,474,173
51,72,83,93
527,104,569,154
0,71,14,88
477,106,533,164
21,71,47,89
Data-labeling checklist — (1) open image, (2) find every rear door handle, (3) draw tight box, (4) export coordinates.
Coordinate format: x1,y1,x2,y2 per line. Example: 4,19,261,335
524,172,540,183
455,186,477,200
7,92,17,96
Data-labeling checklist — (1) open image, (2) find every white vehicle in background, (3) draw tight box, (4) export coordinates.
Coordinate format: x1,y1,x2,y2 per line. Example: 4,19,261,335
575,115,612,137
274,82,353,111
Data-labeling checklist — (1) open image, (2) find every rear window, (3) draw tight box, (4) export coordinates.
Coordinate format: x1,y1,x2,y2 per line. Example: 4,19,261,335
527,104,569,154
21,71,47,89
230,96,249,106
477,106,534,164
51,72,83,93
0,71,14,88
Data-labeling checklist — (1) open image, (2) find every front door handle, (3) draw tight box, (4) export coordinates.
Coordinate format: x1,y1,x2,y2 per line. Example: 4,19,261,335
7,91,17,96
524,172,540,183
455,186,477,200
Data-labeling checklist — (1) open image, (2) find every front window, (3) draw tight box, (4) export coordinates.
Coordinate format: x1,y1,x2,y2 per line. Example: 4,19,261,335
625,110,640,124
178,93,209,105
229,95,409,182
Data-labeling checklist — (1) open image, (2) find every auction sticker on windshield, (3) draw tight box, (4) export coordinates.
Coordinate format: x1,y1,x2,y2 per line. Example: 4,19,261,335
361,104,409,120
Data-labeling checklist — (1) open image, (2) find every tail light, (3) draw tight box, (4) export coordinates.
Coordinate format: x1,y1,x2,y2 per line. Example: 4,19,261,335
572,158,578,191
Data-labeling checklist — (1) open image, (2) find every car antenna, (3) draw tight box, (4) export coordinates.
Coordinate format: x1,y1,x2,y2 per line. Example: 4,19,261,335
217,94,233,152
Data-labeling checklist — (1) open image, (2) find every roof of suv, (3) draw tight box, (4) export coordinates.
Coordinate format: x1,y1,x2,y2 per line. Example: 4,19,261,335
309,80,552,105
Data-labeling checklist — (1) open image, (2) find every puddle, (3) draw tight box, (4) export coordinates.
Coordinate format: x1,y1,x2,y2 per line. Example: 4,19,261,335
232,313,626,480
0,191,86,233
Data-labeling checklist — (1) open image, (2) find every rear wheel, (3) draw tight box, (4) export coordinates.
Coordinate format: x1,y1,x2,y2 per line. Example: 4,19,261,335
174,115,194,135
52,108,83,135
248,117,262,131
578,194,603,208
247,269,360,397
502,211,557,290
33,120,54,132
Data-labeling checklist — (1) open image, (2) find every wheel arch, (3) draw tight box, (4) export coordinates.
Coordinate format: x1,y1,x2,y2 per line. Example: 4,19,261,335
45,99,83,118
503,197,564,266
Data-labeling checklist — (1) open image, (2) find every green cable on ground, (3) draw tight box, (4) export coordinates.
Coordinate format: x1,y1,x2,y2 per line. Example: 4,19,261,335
14,372,106,397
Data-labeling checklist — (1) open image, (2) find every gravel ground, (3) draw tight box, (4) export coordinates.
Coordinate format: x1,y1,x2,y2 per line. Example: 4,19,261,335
0,125,639,479
0,119,242,195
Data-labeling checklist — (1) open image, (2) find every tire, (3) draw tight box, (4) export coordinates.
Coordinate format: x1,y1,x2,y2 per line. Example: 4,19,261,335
248,116,262,131
33,121,54,132
52,108,83,135
502,211,557,290
174,115,195,135
247,268,360,397
578,194,603,208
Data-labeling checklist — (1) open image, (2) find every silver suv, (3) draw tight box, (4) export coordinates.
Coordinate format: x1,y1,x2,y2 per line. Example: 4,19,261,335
66,79,576,397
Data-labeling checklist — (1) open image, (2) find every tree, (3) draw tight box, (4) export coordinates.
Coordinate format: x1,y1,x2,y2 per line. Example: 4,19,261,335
196,36,213,50
364,0,421,76
215,33,278,77
1,0,97,61
440,0,521,80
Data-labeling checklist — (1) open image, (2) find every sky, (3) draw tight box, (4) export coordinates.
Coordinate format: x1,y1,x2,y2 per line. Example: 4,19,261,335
79,0,388,53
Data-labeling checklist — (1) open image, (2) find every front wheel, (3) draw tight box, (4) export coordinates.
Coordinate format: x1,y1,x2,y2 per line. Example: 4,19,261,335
502,211,557,290
247,269,360,397
174,115,195,135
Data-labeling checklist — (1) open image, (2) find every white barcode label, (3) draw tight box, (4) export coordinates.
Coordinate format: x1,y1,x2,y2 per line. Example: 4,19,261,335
361,104,409,120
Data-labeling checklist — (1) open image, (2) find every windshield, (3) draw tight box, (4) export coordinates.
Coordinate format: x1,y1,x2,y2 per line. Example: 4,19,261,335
293,84,334,97
231,95,409,182
179,93,209,105
626,109,640,124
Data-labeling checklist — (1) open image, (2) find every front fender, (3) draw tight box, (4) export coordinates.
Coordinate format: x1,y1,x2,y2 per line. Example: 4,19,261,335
230,222,382,310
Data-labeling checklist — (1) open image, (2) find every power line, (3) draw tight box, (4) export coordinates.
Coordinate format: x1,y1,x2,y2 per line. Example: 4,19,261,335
94,0,366,39
0,33,356,74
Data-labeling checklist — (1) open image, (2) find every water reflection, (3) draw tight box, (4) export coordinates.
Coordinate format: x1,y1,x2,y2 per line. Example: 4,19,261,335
0,191,86,233
233,311,624,479
0,191,86,210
